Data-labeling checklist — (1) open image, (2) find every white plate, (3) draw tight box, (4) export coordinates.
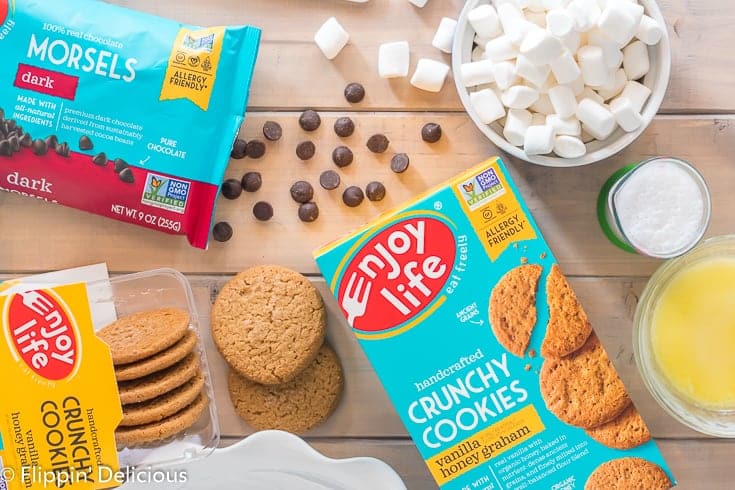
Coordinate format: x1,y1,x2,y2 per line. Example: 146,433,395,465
121,431,407,490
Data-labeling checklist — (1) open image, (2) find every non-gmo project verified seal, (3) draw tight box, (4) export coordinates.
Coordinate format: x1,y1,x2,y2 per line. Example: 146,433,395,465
142,173,190,214
458,168,506,211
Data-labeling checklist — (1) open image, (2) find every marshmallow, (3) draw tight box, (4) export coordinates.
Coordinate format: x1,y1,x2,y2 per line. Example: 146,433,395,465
461,60,496,87
610,0,644,27
636,15,664,45
559,30,582,53
546,9,575,37
567,0,601,32
548,85,578,118
378,41,410,78
532,112,548,125
528,73,556,93
578,86,605,105
485,35,520,61
563,75,585,96
597,5,637,46
587,29,623,69
472,44,486,62
619,80,651,112
471,89,506,124
504,108,533,146
526,10,548,28
502,85,540,109
554,135,587,158
530,93,556,114
576,98,616,140
314,17,349,60
410,59,450,92
546,114,582,136
596,68,627,99
610,97,643,132
433,17,458,54
524,125,556,155
516,55,551,87
577,45,609,86
498,3,536,45
623,40,650,80
543,0,568,8
520,29,564,65
408,0,429,7
551,50,582,84
469,5,502,39
493,61,520,90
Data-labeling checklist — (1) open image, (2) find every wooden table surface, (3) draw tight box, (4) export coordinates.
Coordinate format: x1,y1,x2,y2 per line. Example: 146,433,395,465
2,0,734,488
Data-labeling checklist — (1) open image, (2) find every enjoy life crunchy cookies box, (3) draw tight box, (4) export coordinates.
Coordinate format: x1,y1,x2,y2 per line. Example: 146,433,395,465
315,158,675,490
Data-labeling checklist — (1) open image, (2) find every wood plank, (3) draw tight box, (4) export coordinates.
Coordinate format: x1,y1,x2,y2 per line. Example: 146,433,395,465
1,115,732,276
109,0,734,113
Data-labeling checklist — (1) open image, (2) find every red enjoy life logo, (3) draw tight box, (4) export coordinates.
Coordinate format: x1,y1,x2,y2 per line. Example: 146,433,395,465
6,290,79,380
338,217,456,333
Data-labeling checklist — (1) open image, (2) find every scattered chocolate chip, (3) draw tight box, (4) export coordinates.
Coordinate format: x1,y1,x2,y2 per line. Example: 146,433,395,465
422,123,442,143
320,170,341,190
45,135,58,150
92,152,108,166
221,178,243,200
241,171,263,192
31,139,47,156
290,181,314,204
391,153,410,174
263,121,283,141
344,82,366,103
119,167,135,183
332,146,354,168
79,135,93,151
342,186,365,208
231,138,247,159
113,158,129,173
334,117,355,138
253,201,274,221
298,202,320,222
20,133,32,147
367,134,389,153
246,139,266,159
8,135,20,153
0,140,11,157
296,141,316,161
299,110,321,132
366,181,386,202
213,222,233,242
56,142,70,158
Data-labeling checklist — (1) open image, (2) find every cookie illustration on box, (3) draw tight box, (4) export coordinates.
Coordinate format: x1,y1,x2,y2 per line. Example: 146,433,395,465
542,264,593,357
585,457,672,490
586,404,652,450
489,264,542,357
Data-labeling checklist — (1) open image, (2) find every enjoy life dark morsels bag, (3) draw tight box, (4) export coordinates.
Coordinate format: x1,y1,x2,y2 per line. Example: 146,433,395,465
0,0,261,248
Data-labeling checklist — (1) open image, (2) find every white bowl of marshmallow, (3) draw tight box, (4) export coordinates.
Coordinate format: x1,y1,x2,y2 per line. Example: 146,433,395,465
453,0,671,167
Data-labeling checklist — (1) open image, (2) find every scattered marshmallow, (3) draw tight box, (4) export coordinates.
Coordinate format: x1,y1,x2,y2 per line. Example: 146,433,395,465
471,89,506,124
530,93,556,114
378,41,410,78
547,114,582,136
461,60,496,87
469,5,502,39
597,5,638,46
619,80,651,112
504,109,533,146
493,61,520,90
502,85,540,109
610,97,644,131
578,45,609,86
524,125,556,155
410,59,450,92
547,9,575,37
636,15,663,45
548,85,578,118
623,40,650,80
520,29,564,65
551,51,582,84
486,35,520,61
610,0,644,28
433,17,458,54
408,0,429,7
576,98,617,139
596,68,627,100
314,17,349,60
516,55,551,87
554,135,587,157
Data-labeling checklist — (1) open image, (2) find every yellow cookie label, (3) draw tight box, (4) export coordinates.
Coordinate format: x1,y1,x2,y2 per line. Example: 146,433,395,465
160,27,225,111
0,284,122,489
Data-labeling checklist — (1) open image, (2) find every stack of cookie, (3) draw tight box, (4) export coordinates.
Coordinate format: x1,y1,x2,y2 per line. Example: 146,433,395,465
97,308,209,447
211,265,344,433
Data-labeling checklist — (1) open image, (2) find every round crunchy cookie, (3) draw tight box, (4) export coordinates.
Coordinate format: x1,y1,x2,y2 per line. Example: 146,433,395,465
116,394,208,447
585,457,672,490
115,330,198,381
212,265,326,385
228,344,343,433
541,264,593,358
120,371,205,427
540,334,631,429
490,265,543,357
585,404,652,450
97,308,190,365
118,353,200,405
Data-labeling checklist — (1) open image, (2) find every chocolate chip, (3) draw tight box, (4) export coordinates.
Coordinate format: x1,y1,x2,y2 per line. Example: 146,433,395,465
344,82,366,103
231,138,247,159
299,110,321,131
367,134,389,153
113,158,129,173
253,201,274,221
56,142,70,158
0,140,11,157
221,179,243,200
32,139,47,156
263,121,283,141
298,202,319,222
8,135,20,153
366,181,386,202
241,171,262,192
342,186,365,208
246,139,266,159
79,135,93,151
391,153,410,173
334,117,355,138
320,170,341,190
20,133,32,148
296,141,316,161
45,135,58,150
119,167,135,183
332,146,354,168
290,181,314,204
213,222,233,242
5,120,16,132
92,152,108,166
422,123,442,143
